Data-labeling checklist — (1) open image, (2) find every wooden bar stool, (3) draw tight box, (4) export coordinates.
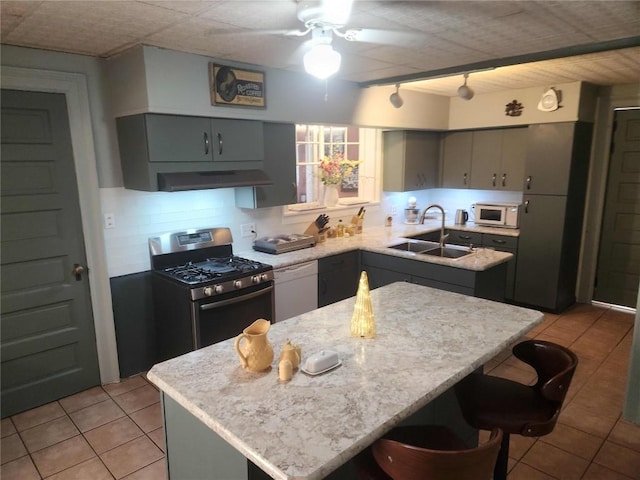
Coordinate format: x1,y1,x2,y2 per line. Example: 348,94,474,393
454,339,578,480
354,425,502,480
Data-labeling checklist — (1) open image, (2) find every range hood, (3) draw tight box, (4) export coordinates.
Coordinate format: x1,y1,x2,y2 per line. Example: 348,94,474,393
158,170,272,192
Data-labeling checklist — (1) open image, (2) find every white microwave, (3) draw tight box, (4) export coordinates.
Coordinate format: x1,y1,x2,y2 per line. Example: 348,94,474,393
474,202,521,228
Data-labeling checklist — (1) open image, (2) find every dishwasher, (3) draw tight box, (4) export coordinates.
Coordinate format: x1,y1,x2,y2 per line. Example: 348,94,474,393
273,260,318,322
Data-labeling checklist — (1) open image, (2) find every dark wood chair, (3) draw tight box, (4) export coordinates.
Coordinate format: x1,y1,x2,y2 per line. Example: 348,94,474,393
354,425,502,480
454,339,578,480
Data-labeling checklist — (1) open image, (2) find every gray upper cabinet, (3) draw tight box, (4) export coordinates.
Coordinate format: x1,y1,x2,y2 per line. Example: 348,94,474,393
146,114,212,163
470,128,527,190
235,122,297,208
441,131,472,189
116,113,265,191
211,118,264,163
383,130,440,192
523,123,576,195
469,130,502,190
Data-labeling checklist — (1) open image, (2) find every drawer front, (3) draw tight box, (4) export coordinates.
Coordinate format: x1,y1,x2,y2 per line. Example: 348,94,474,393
318,251,358,274
447,230,482,247
482,234,518,250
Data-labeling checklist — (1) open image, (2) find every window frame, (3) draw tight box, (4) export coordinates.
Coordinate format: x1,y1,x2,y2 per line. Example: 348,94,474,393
284,126,381,217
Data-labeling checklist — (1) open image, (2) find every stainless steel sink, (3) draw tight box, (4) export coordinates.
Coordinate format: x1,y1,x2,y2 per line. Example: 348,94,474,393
420,246,474,259
387,239,440,253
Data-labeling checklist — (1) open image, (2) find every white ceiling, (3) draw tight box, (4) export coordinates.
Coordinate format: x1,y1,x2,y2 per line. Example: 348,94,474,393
2,0,639,96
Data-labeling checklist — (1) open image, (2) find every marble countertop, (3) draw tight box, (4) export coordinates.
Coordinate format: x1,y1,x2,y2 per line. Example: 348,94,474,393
236,221,517,272
148,282,542,480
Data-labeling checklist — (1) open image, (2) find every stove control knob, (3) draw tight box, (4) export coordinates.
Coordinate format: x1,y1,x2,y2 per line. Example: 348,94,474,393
234,280,242,289
204,285,223,296
251,275,261,284
261,273,269,282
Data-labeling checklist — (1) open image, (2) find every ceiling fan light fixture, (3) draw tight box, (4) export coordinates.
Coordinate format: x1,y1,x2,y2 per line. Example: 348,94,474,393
457,73,474,100
304,43,342,79
389,83,403,108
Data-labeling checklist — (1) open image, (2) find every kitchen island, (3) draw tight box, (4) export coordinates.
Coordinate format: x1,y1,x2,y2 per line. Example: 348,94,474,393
147,282,543,480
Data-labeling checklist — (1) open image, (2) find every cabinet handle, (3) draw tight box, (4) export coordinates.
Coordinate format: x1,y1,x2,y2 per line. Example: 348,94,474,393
526,175,532,190
501,173,506,187
204,132,209,155
217,133,223,155
463,172,468,185
492,173,497,187
457,234,472,240
491,239,507,245
524,199,530,213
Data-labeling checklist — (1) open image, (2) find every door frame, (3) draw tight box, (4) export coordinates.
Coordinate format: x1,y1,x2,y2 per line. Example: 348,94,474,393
1,66,120,384
578,86,640,306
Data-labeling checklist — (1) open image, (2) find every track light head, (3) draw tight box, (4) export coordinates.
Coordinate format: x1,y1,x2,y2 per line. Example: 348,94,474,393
457,73,474,100
389,83,403,108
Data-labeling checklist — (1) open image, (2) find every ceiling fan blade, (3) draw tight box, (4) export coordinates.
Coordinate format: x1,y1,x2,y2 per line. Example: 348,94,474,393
321,0,354,26
207,27,309,38
340,28,425,47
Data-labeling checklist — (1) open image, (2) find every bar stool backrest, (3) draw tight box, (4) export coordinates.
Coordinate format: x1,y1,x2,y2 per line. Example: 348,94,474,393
372,427,502,480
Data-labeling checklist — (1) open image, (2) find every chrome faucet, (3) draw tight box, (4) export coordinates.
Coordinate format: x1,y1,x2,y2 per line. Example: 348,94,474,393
419,204,449,248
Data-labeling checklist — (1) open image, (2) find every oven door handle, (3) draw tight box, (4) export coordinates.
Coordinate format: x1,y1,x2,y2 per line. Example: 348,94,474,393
199,285,274,311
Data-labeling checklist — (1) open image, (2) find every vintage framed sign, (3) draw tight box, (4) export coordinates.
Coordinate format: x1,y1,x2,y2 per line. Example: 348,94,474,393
209,64,266,108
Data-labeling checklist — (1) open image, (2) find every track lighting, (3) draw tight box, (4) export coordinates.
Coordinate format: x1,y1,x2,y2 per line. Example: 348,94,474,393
457,73,474,100
389,83,403,108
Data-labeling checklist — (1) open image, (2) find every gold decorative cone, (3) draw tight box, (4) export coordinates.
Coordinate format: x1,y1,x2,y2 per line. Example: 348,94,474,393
351,271,375,338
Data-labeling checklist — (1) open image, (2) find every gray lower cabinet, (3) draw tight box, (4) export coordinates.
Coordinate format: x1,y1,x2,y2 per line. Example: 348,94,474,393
394,229,516,300
318,251,360,307
483,234,518,301
235,122,297,208
514,196,568,310
383,130,440,192
361,251,506,302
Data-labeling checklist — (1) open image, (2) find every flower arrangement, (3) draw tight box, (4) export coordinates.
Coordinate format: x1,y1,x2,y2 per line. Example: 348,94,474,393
318,153,360,186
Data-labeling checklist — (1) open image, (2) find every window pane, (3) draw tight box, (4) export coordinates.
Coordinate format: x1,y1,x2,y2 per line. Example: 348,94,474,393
347,127,359,142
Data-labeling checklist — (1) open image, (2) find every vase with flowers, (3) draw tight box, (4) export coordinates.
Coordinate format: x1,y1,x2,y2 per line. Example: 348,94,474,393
318,153,360,207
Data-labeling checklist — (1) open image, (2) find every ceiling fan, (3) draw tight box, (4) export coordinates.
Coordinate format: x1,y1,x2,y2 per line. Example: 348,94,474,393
284,0,420,79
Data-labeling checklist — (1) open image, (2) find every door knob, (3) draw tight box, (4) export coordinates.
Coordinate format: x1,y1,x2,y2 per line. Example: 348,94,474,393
72,264,84,281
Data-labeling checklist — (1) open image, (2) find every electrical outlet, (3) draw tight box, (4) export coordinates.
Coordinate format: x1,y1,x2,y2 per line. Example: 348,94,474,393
241,223,255,237
390,204,398,214
104,213,115,229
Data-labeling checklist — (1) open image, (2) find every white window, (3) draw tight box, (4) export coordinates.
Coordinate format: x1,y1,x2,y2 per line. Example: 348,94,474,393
287,125,380,212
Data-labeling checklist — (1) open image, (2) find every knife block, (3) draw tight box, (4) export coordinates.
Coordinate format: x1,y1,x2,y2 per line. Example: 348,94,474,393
304,222,327,243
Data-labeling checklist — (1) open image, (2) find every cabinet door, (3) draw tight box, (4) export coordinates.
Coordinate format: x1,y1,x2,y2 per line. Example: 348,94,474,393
318,252,360,307
523,123,575,195
211,118,264,162
383,131,439,191
483,234,518,301
146,114,212,163
470,130,502,190
236,123,296,208
500,128,527,190
441,132,472,188
514,195,567,310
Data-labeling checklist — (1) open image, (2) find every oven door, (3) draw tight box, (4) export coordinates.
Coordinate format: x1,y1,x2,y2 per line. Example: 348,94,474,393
191,282,274,349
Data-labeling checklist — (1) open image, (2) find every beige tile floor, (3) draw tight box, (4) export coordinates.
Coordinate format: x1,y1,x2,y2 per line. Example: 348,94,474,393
1,303,639,479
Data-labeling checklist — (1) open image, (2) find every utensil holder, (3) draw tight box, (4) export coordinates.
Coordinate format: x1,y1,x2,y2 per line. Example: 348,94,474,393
351,216,363,234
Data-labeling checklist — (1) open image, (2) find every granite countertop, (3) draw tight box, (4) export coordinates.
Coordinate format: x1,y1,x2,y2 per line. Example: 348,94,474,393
237,221,518,272
148,282,542,480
